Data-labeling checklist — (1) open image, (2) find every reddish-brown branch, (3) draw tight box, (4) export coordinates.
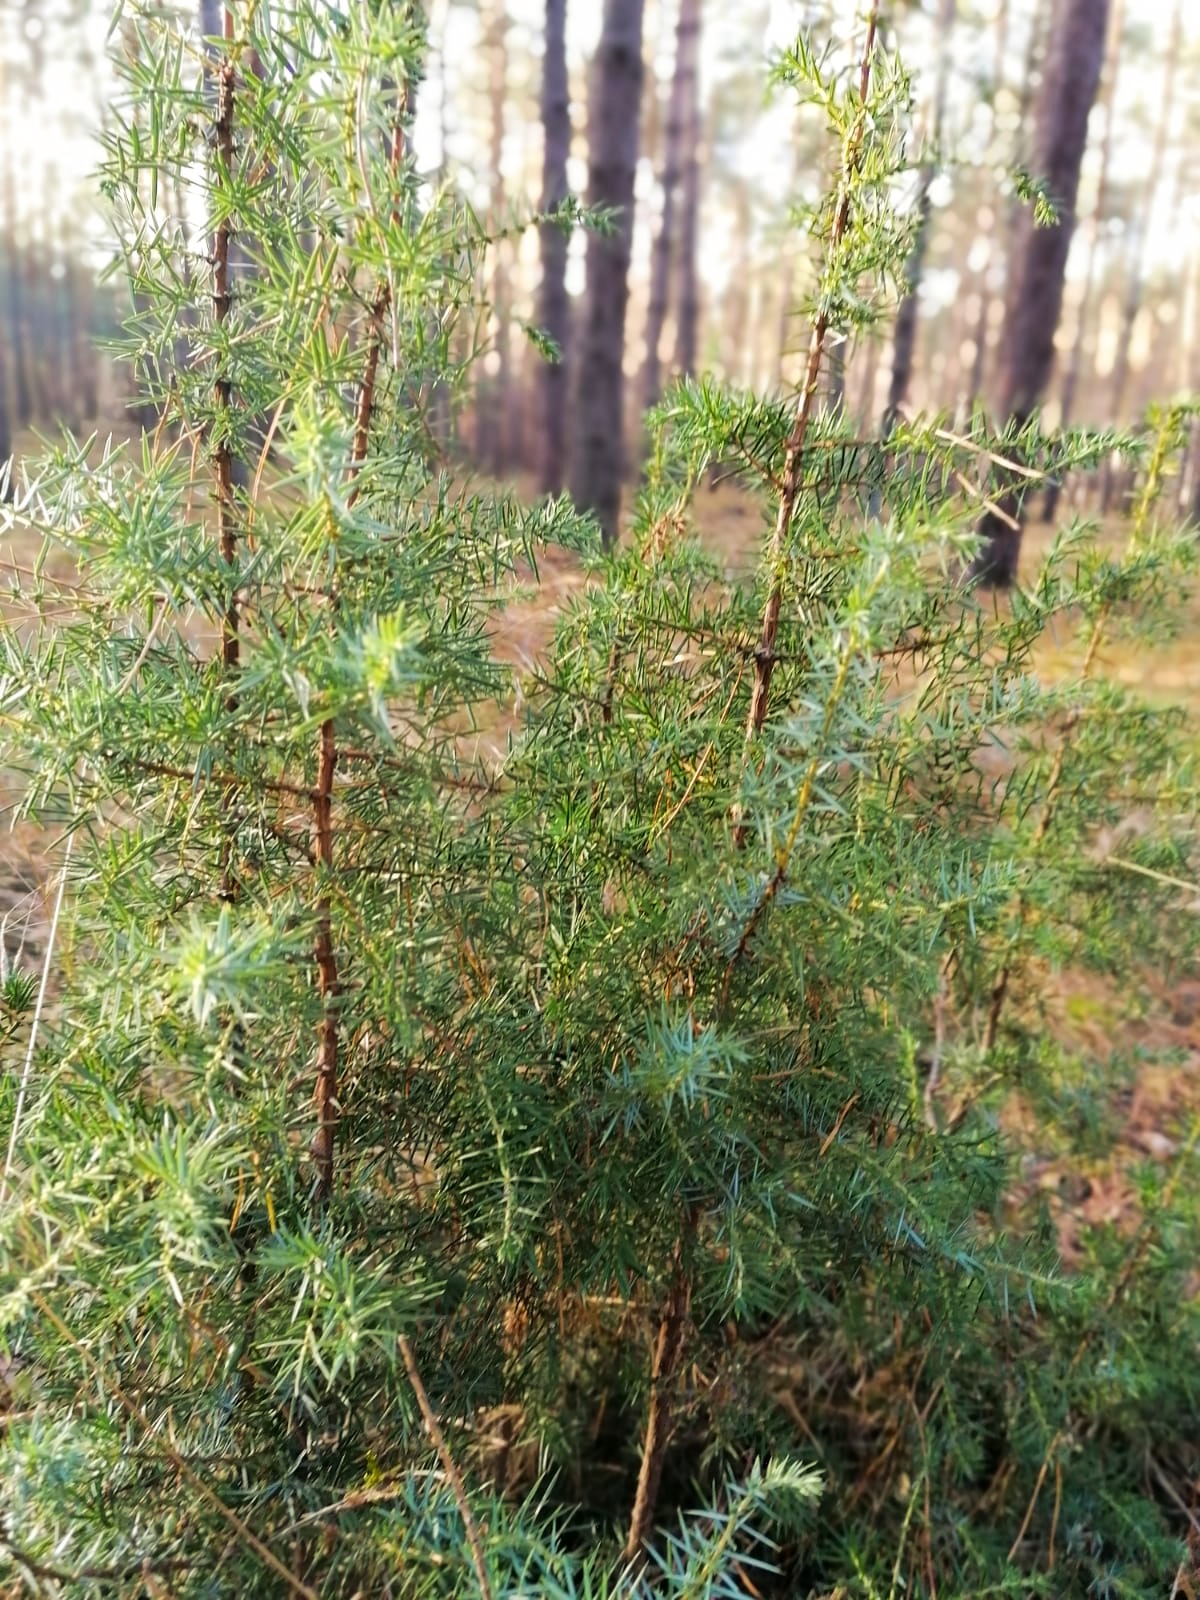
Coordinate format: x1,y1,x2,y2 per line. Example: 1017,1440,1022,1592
213,21,238,682
735,5,879,843
211,11,240,901
309,71,407,1202
398,1335,495,1600
624,1235,694,1562
310,717,340,1199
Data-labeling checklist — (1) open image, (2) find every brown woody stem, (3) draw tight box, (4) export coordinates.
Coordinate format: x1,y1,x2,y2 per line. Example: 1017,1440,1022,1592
624,1233,694,1563
734,5,879,845
398,1335,495,1600
309,68,407,1201
212,10,240,899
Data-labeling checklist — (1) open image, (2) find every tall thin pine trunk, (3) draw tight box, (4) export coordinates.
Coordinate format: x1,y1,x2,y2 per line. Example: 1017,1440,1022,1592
1100,0,1181,512
971,0,1110,586
0,312,10,492
570,0,648,548
483,2,510,477
966,0,1036,413
884,0,955,422
1043,0,1124,521
672,0,702,379
536,0,571,493
642,0,701,418
725,181,752,385
1,57,33,428
1000,0,1053,334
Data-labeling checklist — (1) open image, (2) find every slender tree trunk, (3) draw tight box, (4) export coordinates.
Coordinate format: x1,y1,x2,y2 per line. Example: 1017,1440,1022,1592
884,0,955,422
1100,0,1181,513
1042,0,1123,520
1000,0,1053,333
536,0,571,493
642,0,701,418
724,181,752,386
1,60,34,428
1185,257,1200,525
570,0,648,548
964,0,1013,415
68,258,100,426
672,1,702,379
968,0,1043,414
774,258,795,391
484,1,510,477
855,334,880,431
0,322,11,495
971,0,1111,586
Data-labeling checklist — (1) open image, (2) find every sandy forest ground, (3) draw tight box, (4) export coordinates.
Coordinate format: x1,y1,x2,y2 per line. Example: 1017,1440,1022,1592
2,447,1199,1269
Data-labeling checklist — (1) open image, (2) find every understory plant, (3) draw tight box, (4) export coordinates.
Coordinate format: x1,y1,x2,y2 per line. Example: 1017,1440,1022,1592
1,3,1199,1597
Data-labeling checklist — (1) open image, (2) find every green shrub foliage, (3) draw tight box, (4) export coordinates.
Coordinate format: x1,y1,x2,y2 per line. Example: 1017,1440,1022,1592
2,3,1199,1596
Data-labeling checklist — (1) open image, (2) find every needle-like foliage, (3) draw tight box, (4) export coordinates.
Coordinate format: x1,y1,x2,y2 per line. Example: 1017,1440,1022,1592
1,4,1199,1597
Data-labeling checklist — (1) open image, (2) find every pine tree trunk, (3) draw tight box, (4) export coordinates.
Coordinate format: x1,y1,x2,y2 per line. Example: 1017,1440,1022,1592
0,322,11,495
966,0,1036,413
1042,0,1123,522
885,0,955,422
1,57,34,429
724,181,752,385
642,0,701,418
672,0,702,379
485,2,511,478
1099,0,1181,513
536,0,571,493
971,0,1110,587
570,0,648,548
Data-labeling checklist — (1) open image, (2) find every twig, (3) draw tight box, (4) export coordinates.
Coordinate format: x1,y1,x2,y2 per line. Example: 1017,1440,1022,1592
951,467,1022,531
1006,1443,1056,1563
30,1292,317,1599
820,1090,861,1157
309,32,409,1203
932,425,1047,481
210,8,240,903
398,1335,494,1600
1148,1454,1200,1538
1104,856,1200,898
923,953,951,1130
0,1522,190,1588
310,714,341,1200
624,1243,694,1562
1,835,73,1206
735,1,880,845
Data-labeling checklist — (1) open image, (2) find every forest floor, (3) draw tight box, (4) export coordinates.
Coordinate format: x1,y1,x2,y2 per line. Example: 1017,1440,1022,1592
2,453,1198,1269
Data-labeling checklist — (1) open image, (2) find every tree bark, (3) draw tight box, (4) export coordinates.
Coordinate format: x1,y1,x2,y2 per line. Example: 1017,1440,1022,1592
0,317,10,495
970,0,1110,587
1099,0,1181,513
642,0,701,418
536,0,571,493
1042,0,1123,522
570,0,648,548
484,1,511,478
884,0,956,422
672,0,702,379
1,52,34,429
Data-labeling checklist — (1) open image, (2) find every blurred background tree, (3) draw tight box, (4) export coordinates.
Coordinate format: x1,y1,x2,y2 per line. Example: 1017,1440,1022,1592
2,0,1200,536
